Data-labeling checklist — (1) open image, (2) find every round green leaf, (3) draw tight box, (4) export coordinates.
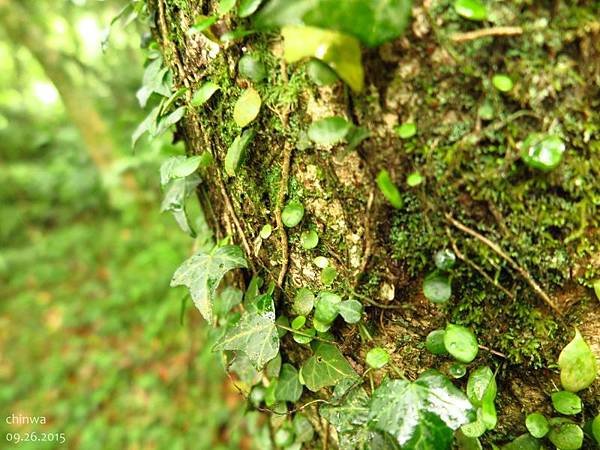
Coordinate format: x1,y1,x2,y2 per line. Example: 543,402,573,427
423,271,452,303
425,329,447,355
233,87,261,127
407,171,424,187
366,347,390,369
551,391,582,415
314,291,341,324
526,413,549,438
501,434,541,450
492,74,513,92
307,116,352,145
338,299,363,324
547,419,583,450
444,323,479,363
307,59,339,85
592,415,600,444
282,201,305,227
293,288,315,316
376,169,403,209
292,327,316,344
395,122,417,139
259,224,272,239
467,366,496,406
274,426,295,447
454,0,487,21
291,315,306,330
238,54,267,82
520,133,566,172
320,266,337,285
300,230,319,249
313,317,331,332
449,362,467,378
238,0,263,17
558,328,597,392
434,249,456,271
478,100,494,120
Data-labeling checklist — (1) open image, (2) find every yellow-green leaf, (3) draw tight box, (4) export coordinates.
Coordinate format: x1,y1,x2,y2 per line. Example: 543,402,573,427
281,25,364,92
558,328,598,392
233,87,261,127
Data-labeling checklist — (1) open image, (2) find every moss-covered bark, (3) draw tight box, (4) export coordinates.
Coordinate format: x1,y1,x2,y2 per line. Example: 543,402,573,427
149,0,599,447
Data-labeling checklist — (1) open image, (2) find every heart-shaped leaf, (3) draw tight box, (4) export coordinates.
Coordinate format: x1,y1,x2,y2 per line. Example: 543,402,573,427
300,342,357,391
171,245,248,323
558,328,597,392
365,347,390,369
275,363,303,402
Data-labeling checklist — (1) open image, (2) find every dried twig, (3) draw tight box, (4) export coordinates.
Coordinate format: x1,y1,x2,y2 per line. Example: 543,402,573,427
445,213,562,315
451,26,523,42
478,344,507,359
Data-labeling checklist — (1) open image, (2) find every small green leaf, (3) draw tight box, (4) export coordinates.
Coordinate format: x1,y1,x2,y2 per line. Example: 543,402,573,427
307,59,339,85
526,413,549,438
313,317,331,333
225,129,255,176
308,116,352,145
266,353,282,378
300,342,358,391
238,0,263,17
466,366,496,407
366,347,390,369
282,201,305,227
454,0,487,21
293,327,316,344
406,171,424,187
338,300,363,324
455,429,483,450
217,0,236,15
160,155,202,186
547,419,583,450
368,370,475,449
313,256,329,268
501,434,541,450
461,408,487,438
320,266,337,285
275,363,303,402
213,294,279,369
191,81,220,106
154,106,186,136
161,176,201,236
281,25,364,92
291,315,306,329
520,133,566,172
551,391,582,415
434,249,456,270
238,55,267,82
425,329,447,355
171,245,248,323
423,271,452,303
395,122,417,139
259,224,272,239
558,328,597,392
592,415,600,444
449,363,467,378
274,426,294,447
444,323,479,363
314,291,341,324
292,413,314,443
233,87,261,127
593,279,600,300
300,230,319,249
293,288,315,316
191,14,218,33
376,170,403,209
492,74,513,92
480,377,497,430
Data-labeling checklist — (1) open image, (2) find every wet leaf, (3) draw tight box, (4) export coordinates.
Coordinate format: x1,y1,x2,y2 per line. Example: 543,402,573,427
275,363,303,402
444,323,479,363
526,412,549,438
460,408,487,438
368,370,475,449
282,200,305,227
547,418,583,450
225,129,255,176
434,249,456,270
449,363,467,378
213,294,279,369
171,245,248,323
454,0,487,21
558,328,597,392
191,81,220,106
501,434,541,450
551,391,582,415
366,347,390,369
423,270,452,303
520,133,566,172
293,288,315,316
376,169,403,209
300,230,319,249
233,87,261,127
300,342,357,391
466,366,496,407
426,329,447,355
338,299,363,324
281,25,364,92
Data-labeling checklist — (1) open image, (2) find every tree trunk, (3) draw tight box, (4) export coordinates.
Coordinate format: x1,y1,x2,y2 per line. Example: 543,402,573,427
149,0,600,447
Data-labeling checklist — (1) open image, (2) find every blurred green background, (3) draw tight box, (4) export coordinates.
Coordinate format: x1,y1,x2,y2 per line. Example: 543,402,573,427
0,1,260,448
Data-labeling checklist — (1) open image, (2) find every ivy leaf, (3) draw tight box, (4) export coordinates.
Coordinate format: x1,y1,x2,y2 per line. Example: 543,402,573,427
239,0,264,17
275,363,303,402
225,129,255,176
233,87,261,127
160,155,203,187
161,175,200,236
338,299,363,324
255,0,412,47
213,294,279,369
558,328,598,392
131,105,160,147
281,25,363,92
367,370,475,450
154,106,186,136
307,116,352,145
170,245,248,323
191,81,220,107
300,342,358,392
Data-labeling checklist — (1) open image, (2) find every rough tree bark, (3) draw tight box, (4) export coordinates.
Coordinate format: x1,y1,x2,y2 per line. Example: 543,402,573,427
148,0,600,448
